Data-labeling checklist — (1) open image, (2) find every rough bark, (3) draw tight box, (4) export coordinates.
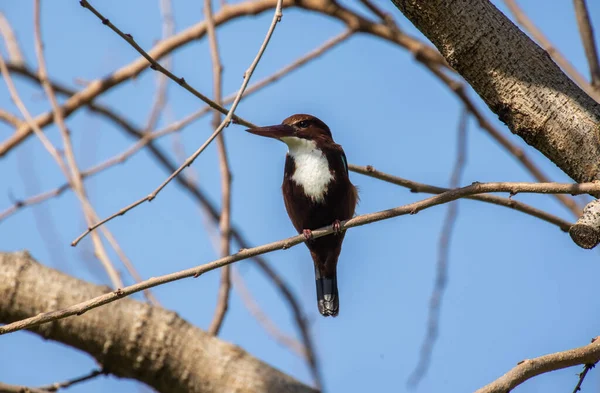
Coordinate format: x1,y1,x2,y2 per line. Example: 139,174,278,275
390,0,600,184
0,251,316,393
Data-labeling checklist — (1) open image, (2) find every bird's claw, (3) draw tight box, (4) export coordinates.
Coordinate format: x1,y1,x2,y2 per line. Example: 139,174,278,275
303,229,313,242
332,220,342,235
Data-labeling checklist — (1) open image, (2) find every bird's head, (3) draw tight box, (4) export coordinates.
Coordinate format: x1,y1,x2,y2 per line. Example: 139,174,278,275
246,114,334,148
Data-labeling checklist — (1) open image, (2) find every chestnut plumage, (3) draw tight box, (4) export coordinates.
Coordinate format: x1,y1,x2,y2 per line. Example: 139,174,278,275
246,114,358,317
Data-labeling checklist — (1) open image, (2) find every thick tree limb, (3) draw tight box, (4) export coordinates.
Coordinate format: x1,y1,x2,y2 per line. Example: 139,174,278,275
0,251,316,393
390,0,600,184
475,337,600,393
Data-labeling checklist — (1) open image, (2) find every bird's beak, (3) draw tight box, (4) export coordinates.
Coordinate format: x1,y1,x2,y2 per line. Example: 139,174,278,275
245,124,295,140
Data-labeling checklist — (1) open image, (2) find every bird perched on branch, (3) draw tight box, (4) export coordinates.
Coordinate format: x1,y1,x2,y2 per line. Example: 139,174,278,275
246,114,358,317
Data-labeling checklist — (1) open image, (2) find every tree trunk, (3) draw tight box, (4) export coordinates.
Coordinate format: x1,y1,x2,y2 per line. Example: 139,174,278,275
0,251,317,393
390,0,600,183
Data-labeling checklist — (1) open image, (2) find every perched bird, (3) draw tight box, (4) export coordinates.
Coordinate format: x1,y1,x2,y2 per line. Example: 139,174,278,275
246,114,358,317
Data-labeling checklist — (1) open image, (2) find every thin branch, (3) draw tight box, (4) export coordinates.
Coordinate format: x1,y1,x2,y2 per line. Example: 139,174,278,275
0,28,350,225
572,0,600,90
349,165,572,231
0,109,22,127
475,337,600,393
2,179,597,336
72,0,285,246
357,0,400,33
0,47,123,288
38,368,105,392
144,0,175,132
408,109,469,387
503,0,600,102
205,0,233,337
78,0,252,128
0,383,50,393
1,30,352,194
33,0,124,289
232,267,307,359
0,12,25,65
0,0,444,157
571,362,597,393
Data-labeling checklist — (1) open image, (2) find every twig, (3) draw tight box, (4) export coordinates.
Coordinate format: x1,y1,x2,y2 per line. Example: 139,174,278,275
0,0,443,157
0,12,25,65
0,45,123,288
205,0,233,336
78,0,252,128
349,165,572,231
37,368,105,392
503,0,600,102
2,179,597,336
72,0,285,246
572,0,600,91
2,30,351,189
144,0,175,131
232,267,307,358
571,362,596,393
16,146,70,272
33,0,126,289
0,383,49,393
0,368,104,393
358,0,400,33
0,109,22,127
408,109,469,387
475,337,600,393
12,29,354,188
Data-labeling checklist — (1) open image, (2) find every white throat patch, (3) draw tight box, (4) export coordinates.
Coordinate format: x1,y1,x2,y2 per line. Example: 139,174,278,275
281,136,333,203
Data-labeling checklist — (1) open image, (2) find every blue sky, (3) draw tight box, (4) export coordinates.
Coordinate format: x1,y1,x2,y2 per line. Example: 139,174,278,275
1,0,599,392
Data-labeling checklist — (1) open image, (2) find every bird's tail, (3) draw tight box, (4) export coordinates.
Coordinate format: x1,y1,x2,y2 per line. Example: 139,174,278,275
315,267,339,317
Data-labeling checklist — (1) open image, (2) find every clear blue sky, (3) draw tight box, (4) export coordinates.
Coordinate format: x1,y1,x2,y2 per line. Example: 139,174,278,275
1,0,599,392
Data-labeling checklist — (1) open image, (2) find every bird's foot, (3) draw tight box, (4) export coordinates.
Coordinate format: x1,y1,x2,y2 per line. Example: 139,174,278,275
332,219,342,235
303,229,313,242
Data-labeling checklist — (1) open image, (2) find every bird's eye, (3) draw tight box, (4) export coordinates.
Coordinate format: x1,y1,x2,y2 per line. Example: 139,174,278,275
296,120,309,128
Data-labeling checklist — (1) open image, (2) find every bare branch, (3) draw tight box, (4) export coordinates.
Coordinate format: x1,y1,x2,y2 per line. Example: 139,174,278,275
143,0,176,132
33,0,126,289
205,0,233,337
78,0,252,129
232,268,307,359
0,382,50,393
0,12,25,65
0,47,123,288
0,109,22,127
38,368,105,392
572,0,600,90
349,165,572,231
357,0,400,33
475,337,600,393
571,362,597,393
3,179,597,336
1,0,288,157
72,0,285,246
408,109,469,387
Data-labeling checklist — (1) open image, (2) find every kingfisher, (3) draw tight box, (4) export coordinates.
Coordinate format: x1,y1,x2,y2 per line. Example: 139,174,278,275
246,114,358,317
